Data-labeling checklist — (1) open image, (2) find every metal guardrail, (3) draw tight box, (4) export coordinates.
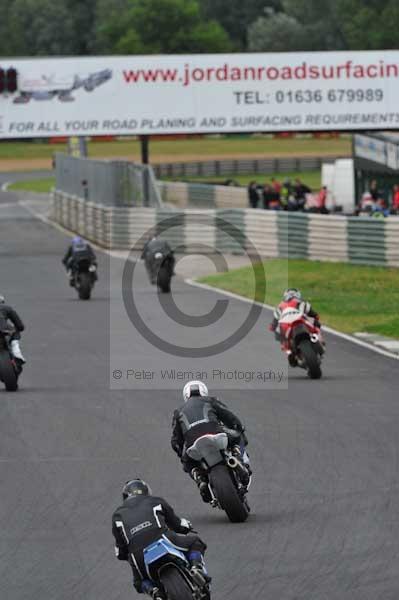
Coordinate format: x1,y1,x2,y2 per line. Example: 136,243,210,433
153,155,344,180
55,153,162,208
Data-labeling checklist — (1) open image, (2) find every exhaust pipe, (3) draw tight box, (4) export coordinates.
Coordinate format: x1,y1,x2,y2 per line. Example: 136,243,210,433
227,456,250,486
227,456,239,469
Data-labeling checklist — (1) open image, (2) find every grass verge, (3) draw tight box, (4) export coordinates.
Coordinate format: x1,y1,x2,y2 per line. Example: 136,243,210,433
0,136,351,161
200,259,399,339
9,178,55,193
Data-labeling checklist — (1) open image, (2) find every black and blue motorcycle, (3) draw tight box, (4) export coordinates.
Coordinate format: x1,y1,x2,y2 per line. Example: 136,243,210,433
143,537,210,600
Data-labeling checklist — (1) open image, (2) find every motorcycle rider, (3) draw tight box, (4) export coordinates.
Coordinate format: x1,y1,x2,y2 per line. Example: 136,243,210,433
141,237,175,284
171,381,251,503
62,236,97,286
270,288,321,366
0,294,26,364
112,479,210,599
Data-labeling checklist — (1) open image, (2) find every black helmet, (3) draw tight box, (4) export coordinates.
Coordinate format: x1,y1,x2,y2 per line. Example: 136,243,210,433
122,479,152,500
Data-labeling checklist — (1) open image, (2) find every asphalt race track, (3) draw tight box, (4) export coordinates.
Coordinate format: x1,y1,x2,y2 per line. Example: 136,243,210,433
1,194,399,600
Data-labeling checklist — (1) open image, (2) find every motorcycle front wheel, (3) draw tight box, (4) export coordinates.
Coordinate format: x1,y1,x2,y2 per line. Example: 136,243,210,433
160,566,193,600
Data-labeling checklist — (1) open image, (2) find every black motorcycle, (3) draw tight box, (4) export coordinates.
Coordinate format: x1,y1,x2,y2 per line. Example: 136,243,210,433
145,251,174,294
0,329,22,391
186,428,251,523
71,258,97,300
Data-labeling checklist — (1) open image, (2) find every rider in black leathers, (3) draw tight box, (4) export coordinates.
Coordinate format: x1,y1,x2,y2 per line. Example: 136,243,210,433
141,237,175,284
112,479,209,599
171,381,251,502
62,236,97,285
0,294,26,363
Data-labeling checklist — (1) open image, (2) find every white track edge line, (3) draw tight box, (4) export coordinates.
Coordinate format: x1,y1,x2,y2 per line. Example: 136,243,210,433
185,279,399,362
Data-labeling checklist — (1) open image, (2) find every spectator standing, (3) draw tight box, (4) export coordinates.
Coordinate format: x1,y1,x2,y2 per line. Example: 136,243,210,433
294,178,311,211
317,186,329,214
263,183,274,210
369,179,380,201
271,177,282,196
392,184,399,214
247,181,259,209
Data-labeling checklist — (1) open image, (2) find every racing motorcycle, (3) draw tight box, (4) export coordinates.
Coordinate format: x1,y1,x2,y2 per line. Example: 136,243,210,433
71,258,97,300
145,251,174,293
186,429,251,523
0,329,22,391
278,307,325,379
143,536,210,600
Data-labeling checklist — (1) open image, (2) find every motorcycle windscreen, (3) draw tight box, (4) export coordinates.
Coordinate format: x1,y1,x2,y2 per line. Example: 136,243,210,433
186,433,228,467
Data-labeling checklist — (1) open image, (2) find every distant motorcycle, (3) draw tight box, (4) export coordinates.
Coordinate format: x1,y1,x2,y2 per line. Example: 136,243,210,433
186,429,251,523
71,258,97,300
0,329,22,391
145,251,174,293
143,536,210,600
278,307,325,379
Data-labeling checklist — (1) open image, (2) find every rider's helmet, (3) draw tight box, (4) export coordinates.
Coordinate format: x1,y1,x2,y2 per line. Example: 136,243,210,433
72,236,84,246
283,288,302,302
183,380,208,402
122,479,152,500
0,294,5,304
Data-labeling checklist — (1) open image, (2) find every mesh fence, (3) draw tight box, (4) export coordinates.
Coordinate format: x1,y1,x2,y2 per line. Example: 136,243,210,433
55,153,162,207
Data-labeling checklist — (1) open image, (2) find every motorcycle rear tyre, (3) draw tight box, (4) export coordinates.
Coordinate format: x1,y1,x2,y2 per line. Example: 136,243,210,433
299,339,322,379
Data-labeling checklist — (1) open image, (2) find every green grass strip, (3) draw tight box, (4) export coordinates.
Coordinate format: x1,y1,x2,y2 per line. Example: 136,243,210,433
200,258,399,339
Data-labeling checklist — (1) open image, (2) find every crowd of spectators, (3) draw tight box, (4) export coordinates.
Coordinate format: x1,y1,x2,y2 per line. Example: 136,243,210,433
356,179,399,217
247,178,329,214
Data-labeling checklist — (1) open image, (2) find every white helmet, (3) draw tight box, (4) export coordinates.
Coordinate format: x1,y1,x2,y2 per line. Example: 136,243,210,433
183,380,208,402
0,294,5,304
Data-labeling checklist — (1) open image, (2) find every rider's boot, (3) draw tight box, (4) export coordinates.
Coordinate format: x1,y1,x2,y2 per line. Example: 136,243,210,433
191,468,211,503
141,580,164,599
188,551,212,584
288,352,298,367
67,270,74,287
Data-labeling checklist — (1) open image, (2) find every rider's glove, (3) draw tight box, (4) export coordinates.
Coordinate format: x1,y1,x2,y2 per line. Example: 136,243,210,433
180,518,193,532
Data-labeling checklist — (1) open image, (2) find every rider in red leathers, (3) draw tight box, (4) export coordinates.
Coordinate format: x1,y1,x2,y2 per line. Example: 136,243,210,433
270,289,321,366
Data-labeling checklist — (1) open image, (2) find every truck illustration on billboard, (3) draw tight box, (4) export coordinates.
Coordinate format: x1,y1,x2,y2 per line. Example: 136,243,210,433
13,69,112,103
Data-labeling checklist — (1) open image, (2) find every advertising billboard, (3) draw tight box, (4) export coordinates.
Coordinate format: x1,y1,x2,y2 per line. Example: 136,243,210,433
1,51,399,138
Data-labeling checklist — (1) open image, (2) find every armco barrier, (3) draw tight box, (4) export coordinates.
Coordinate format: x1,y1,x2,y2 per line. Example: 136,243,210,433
347,218,386,266
153,155,342,179
308,214,348,262
385,217,399,267
52,191,398,267
277,213,309,259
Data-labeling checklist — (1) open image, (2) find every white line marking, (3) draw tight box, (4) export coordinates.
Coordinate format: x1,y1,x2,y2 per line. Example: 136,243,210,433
185,279,399,362
1,181,11,191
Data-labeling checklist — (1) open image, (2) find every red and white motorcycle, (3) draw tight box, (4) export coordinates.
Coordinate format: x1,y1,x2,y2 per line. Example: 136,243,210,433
278,307,325,379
